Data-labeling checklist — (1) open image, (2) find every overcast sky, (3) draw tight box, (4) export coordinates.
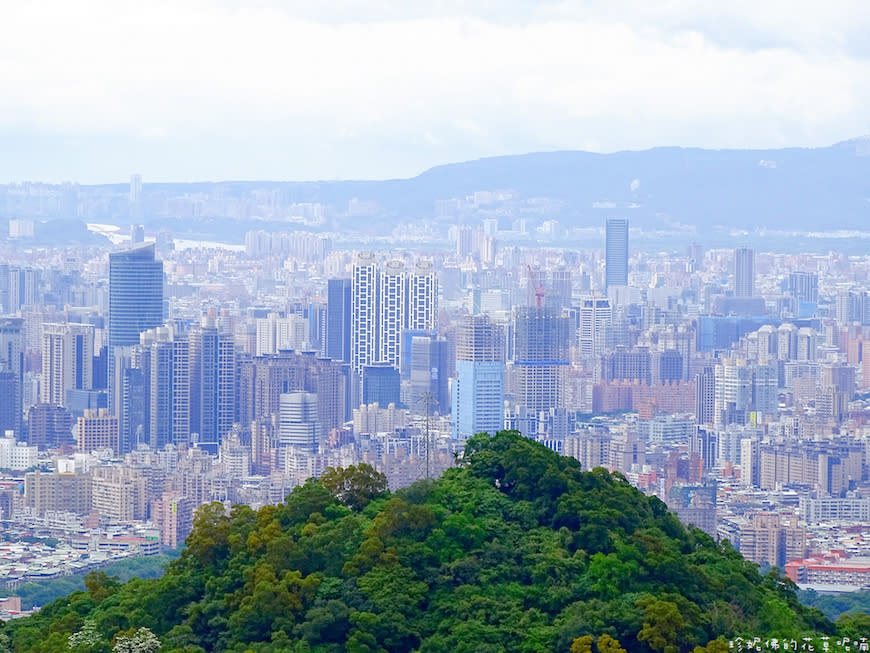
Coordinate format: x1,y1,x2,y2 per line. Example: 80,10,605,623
3,0,870,182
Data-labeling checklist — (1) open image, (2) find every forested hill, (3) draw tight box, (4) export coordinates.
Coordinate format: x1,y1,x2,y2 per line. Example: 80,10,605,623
4,432,839,652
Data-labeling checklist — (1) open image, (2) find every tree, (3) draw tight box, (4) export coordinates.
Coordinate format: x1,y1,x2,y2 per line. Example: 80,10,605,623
5,430,839,652
320,464,388,511
596,634,627,653
68,618,105,651
569,634,626,653
112,627,161,653
636,598,685,653
84,571,120,603
837,611,870,640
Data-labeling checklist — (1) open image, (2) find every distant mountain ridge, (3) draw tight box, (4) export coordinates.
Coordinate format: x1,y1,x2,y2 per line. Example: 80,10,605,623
75,138,870,232
391,138,870,229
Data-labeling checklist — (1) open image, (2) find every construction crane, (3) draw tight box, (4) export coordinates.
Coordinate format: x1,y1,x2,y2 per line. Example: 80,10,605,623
527,265,545,307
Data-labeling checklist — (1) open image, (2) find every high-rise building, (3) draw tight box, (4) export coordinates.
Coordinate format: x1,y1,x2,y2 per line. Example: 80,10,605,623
351,252,378,373
129,174,143,203
77,408,119,453
41,322,94,407
455,225,473,258
27,403,73,449
602,346,652,384
510,307,571,433
577,295,612,357
140,326,190,451
0,265,8,314
605,218,629,289
548,268,573,309
279,392,319,453
0,318,23,437
24,470,92,516
788,271,819,305
255,313,308,355
236,351,346,445
452,315,505,440
796,327,817,361
362,363,401,407
350,253,439,404
108,244,164,415
734,247,755,298
91,466,147,521
407,334,449,414
307,300,327,355
408,261,438,331
189,316,236,449
325,278,352,362
112,346,146,454
752,363,778,417
378,261,406,368
714,357,753,427
694,367,716,426
8,267,40,313
656,349,684,384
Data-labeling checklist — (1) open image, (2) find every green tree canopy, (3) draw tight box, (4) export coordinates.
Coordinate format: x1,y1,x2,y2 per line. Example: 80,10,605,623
5,431,834,652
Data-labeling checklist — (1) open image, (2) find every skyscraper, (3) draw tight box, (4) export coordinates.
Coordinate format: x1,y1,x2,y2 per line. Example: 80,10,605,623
734,247,755,298
407,333,449,414
351,252,378,373
189,316,236,448
139,325,189,451
129,174,143,203
408,261,438,331
41,322,94,407
577,295,612,357
511,306,571,432
108,244,164,414
713,357,752,427
452,315,505,439
7,267,40,313
350,253,439,405
325,279,352,362
0,318,23,437
605,218,629,289
788,271,818,305
378,261,406,369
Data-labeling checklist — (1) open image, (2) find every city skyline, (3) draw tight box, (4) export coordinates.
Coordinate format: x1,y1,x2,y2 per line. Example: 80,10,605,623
3,195,870,625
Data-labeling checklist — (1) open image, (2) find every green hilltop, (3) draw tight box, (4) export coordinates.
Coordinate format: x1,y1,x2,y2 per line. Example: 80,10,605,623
2,431,844,652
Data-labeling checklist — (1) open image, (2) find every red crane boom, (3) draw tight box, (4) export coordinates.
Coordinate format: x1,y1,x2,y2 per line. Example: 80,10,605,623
527,265,545,308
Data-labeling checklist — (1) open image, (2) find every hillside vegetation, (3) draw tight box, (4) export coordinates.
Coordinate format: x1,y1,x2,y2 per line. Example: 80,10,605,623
3,431,837,652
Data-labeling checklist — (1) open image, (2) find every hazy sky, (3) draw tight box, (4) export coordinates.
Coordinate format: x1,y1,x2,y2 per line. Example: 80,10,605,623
3,0,870,182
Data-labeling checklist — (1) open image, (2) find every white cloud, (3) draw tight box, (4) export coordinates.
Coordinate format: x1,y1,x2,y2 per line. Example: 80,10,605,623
1,0,869,180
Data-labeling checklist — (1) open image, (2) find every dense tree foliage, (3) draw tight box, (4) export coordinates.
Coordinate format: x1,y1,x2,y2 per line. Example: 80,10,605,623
798,588,870,620
5,431,838,652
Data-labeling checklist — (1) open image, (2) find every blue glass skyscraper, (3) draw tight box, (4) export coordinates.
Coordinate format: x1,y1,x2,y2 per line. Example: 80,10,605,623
108,243,164,416
605,218,629,289
326,278,352,363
